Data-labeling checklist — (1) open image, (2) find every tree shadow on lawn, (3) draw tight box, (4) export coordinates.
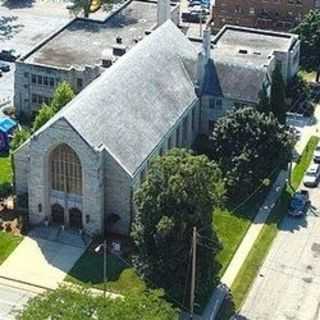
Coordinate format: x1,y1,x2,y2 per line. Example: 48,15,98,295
0,151,9,158
2,0,34,9
66,240,145,294
0,15,24,40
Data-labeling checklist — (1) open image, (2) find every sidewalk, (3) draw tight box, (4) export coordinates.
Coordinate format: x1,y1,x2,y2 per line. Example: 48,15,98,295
201,116,319,320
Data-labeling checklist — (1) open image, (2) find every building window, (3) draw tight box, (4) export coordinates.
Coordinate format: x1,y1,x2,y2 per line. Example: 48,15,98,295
183,116,188,142
176,127,180,147
209,120,215,132
32,74,36,84
168,135,173,149
77,78,83,89
50,144,82,195
159,146,164,156
140,167,146,183
32,94,37,103
49,77,55,87
37,75,43,85
215,99,223,110
192,108,196,131
24,72,29,78
209,99,215,109
44,76,48,86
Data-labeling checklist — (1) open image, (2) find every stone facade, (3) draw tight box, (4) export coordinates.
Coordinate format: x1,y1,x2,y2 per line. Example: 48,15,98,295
14,100,200,236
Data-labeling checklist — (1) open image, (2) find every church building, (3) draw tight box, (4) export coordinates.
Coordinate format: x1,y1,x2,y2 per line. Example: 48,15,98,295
13,7,300,236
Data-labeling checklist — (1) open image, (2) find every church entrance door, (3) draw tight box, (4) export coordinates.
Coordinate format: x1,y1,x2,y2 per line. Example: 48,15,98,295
69,208,83,229
51,203,65,225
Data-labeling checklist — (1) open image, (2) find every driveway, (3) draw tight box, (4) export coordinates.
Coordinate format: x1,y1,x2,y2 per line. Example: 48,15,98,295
0,226,87,289
0,283,35,320
240,187,320,320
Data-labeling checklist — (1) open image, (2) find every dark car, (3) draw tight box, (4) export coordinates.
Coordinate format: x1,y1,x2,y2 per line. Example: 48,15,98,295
288,190,310,217
0,62,10,72
0,49,20,62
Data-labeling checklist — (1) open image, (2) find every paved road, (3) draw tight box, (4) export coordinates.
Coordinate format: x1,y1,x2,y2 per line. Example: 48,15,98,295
241,186,320,320
0,283,35,320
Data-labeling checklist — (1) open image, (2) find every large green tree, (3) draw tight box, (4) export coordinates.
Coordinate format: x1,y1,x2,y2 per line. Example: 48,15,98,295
18,286,178,320
291,9,320,70
32,81,75,132
68,0,120,17
10,128,30,151
32,104,56,132
50,81,75,112
209,107,293,200
131,149,225,306
270,63,287,124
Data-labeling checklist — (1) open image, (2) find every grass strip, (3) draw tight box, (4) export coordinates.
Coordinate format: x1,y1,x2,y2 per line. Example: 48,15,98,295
217,135,319,319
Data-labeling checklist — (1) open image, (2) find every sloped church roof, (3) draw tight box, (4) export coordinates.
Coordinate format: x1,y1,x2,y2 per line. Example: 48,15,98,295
36,21,198,176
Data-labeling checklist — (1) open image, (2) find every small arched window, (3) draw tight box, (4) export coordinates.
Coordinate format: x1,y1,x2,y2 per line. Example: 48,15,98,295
50,144,82,194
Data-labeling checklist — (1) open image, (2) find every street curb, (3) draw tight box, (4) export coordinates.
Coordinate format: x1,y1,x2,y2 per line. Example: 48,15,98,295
0,275,52,293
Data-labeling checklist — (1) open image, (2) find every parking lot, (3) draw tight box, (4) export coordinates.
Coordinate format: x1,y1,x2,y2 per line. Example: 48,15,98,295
0,0,71,104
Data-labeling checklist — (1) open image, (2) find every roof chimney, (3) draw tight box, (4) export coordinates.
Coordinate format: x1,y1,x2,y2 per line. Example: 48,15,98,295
157,0,170,27
202,28,211,63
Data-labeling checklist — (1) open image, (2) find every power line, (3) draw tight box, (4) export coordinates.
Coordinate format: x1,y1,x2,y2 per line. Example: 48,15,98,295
112,253,192,314
198,163,282,234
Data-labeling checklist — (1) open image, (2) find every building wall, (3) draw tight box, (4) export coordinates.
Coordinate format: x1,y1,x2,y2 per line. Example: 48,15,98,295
213,0,318,31
14,62,101,119
14,118,104,236
103,148,133,235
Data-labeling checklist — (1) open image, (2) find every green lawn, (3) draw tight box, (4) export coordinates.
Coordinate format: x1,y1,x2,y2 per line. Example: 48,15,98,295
291,136,320,190
66,248,145,295
0,231,22,265
217,136,319,319
299,69,317,83
214,208,251,277
214,171,279,277
0,153,12,185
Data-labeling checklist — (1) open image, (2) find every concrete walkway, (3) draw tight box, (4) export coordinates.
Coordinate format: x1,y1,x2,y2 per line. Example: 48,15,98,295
202,110,320,320
0,228,86,290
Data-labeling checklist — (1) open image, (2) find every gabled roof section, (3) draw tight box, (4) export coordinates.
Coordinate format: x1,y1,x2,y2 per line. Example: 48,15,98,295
202,59,267,104
36,21,198,176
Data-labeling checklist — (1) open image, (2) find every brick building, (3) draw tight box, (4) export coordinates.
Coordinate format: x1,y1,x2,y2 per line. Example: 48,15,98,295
213,0,320,31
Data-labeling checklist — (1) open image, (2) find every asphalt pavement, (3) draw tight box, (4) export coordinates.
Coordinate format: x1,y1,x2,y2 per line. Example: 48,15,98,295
240,186,320,320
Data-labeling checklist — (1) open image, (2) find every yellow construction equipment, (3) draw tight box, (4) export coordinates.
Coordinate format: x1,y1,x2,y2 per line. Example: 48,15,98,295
90,0,102,12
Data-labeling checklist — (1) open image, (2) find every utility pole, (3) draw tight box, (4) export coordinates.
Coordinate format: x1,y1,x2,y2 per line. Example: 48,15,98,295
199,5,203,38
103,238,107,300
190,226,197,319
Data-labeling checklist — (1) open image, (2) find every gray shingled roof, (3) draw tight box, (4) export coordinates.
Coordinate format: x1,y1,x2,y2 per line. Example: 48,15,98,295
202,59,267,104
38,21,198,176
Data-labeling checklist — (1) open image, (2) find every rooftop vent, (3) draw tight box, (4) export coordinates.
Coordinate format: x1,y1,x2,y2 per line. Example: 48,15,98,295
116,36,122,44
253,51,261,55
238,49,248,54
112,44,127,57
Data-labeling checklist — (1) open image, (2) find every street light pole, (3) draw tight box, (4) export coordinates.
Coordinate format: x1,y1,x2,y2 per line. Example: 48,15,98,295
190,226,197,320
103,238,107,300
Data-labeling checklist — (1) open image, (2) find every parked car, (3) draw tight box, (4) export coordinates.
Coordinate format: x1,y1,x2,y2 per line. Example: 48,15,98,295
314,143,320,163
288,126,301,141
0,62,10,72
288,190,310,217
303,163,320,187
0,49,20,62
190,5,210,15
